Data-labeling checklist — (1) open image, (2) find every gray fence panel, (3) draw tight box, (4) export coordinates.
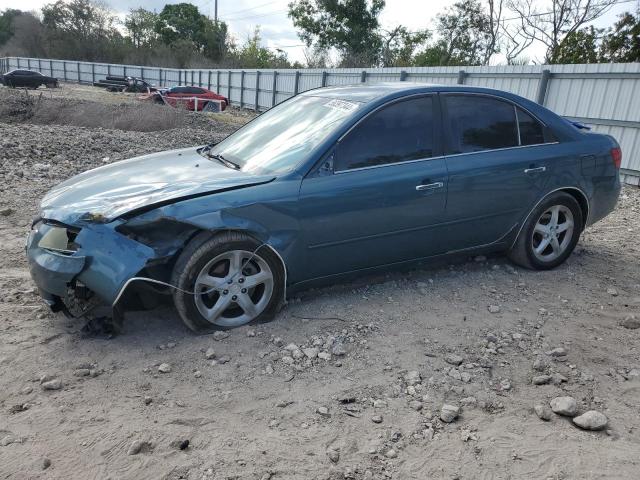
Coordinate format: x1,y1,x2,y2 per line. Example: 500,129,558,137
2,56,639,181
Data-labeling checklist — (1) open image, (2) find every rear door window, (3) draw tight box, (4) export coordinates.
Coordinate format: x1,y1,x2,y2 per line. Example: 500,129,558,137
336,96,435,171
444,95,518,153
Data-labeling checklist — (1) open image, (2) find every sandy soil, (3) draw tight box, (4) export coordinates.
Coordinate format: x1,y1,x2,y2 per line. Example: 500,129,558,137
1,84,639,480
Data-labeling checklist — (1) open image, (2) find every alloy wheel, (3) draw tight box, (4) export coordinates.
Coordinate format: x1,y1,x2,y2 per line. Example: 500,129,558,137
531,205,575,262
193,250,273,327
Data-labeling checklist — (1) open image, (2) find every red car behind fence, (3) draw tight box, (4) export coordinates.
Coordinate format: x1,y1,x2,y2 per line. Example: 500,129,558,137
147,86,229,111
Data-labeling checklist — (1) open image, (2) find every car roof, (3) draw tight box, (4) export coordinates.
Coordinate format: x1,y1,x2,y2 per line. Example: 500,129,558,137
300,82,520,104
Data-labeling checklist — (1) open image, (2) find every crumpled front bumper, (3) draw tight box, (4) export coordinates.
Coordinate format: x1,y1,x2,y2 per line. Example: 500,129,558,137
26,221,157,310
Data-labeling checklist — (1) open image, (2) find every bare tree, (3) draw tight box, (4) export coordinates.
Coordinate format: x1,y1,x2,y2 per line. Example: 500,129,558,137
485,0,505,64
501,19,536,63
507,0,618,62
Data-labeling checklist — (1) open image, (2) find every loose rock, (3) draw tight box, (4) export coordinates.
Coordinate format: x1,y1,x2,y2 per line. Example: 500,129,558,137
158,363,172,373
532,375,552,385
41,379,62,391
440,404,460,423
317,352,331,361
331,342,347,356
548,347,568,357
303,347,319,359
445,354,464,366
534,404,553,421
573,411,608,431
533,356,548,372
326,448,340,463
213,331,230,341
385,448,398,459
620,315,640,330
316,406,330,417
404,370,421,386
550,396,578,417
205,347,216,359
127,440,152,455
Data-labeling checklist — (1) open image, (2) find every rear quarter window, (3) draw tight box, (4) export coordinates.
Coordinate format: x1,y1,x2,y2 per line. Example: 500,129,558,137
517,107,546,145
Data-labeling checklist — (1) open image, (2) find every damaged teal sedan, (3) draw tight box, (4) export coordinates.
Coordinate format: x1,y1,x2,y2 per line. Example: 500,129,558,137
27,83,621,332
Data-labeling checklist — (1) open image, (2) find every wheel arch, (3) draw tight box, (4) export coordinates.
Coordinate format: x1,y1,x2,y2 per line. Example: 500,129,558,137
560,187,589,230
510,186,590,250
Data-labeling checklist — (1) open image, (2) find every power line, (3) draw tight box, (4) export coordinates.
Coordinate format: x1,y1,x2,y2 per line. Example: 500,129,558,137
222,1,282,17
501,0,637,22
225,9,289,21
269,43,307,49
397,0,638,35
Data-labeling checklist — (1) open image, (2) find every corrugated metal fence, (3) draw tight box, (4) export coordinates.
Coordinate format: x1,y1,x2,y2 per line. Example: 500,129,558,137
1,56,639,184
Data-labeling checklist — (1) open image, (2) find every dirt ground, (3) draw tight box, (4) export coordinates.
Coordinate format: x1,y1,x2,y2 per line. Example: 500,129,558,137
1,83,640,480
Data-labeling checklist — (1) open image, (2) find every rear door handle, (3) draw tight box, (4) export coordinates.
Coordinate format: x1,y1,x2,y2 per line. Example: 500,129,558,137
416,182,444,191
524,166,546,174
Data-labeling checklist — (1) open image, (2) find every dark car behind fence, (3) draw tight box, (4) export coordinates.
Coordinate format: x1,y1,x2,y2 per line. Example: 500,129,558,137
1,56,639,186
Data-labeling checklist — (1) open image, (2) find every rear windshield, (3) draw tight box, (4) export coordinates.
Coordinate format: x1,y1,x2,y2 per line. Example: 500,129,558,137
209,95,361,175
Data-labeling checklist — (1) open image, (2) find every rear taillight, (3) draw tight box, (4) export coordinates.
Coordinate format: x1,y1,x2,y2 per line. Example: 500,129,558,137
611,147,622,169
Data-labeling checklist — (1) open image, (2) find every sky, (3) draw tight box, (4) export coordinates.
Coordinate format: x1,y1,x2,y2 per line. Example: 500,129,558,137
1,0,637,64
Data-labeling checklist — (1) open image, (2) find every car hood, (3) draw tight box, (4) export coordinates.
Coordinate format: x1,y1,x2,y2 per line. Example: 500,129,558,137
40,147,275,224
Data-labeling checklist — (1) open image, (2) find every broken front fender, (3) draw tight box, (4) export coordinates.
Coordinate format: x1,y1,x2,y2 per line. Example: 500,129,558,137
27,221,158,306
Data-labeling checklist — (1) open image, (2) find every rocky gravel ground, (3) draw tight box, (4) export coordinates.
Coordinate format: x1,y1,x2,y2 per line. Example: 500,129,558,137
1,84,640,479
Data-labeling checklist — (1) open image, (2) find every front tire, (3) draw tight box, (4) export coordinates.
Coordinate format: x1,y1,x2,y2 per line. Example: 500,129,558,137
508,192,583,270
171,232,284,333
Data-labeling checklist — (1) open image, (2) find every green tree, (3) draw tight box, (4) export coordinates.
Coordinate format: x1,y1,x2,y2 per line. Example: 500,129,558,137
202,19,229,62
124,8,158,48
229,28,293,69
41,0,120,61
155,3,207,50
416,0,494,66
288,0,385,66
552,26,601,64
601,11,640,62
42,0,116,41
414,41,463,66
380,26,430,67
0,9,23,46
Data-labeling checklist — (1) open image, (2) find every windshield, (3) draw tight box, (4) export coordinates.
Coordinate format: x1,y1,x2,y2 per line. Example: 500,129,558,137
209,95,361,175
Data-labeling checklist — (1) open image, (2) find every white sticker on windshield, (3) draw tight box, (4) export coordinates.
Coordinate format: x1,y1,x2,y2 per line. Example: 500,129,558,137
323,99,359,112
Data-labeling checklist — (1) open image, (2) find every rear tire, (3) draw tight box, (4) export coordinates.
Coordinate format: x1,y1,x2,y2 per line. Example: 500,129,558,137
508,192,583,270
171,232,284,333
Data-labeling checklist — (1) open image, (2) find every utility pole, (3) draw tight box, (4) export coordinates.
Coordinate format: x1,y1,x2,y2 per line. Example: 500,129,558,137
214,0,218,22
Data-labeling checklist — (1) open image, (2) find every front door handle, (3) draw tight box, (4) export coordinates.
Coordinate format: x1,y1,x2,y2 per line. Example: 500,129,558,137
524,166,547,174
416,182,444,191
